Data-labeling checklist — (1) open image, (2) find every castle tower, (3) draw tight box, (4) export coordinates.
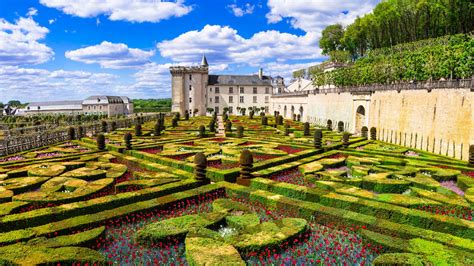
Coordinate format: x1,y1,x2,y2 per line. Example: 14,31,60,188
170,55,209,116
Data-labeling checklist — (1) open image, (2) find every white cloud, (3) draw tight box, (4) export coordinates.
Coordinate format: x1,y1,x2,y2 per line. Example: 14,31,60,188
65,41,155,69
27,7,38,17
0,66,119,102
157,25,321,66
48,18,56,24
0,17,54,66
266,0,379,33
228,3,254,17
39,0,193,23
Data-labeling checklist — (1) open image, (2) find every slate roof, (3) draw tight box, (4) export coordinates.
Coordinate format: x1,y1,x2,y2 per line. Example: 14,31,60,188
208,75,272,86
83,96,125,104
27,101,83,107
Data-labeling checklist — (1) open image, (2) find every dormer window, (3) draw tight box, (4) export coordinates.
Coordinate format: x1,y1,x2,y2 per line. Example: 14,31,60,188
97,98,101,102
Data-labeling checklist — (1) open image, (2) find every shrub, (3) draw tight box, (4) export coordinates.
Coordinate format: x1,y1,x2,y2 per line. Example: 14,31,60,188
236,126,244,138
124,132,132,150
223,113,228,122
293,114,297,121
225,121,232,132
67,127,75,141
284,123,290,136
342,132,350,148
314,129,322,149
327,120,333,131
361,126,368,138
110,121,117,131
172,117,178,127
277,115,283,125
101,121,108,133
184,110,189,120
249,110,254,119
96,134,105,150
154,122,161,136
261,116,268,126
209,119,216,132
77,126,83,139
303,122,310,136
135,124,142,136
370,127,377,140
198,125,206,138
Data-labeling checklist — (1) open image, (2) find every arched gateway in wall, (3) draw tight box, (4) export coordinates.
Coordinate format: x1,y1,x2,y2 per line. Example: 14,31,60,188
355,105,366,134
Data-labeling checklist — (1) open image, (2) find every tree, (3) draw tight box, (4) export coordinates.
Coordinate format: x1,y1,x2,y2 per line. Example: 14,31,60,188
7,100,21,107
319,24,345,55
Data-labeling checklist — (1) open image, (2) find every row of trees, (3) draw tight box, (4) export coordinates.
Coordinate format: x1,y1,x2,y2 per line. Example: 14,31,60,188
313,34,473,86
320,0,473,61
132,98,171,113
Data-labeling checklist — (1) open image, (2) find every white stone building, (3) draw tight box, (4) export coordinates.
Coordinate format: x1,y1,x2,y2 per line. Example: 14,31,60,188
170,56,285,116
24,96,133,117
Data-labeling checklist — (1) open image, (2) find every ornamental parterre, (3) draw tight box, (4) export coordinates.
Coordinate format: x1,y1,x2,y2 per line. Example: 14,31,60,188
0,114,473,265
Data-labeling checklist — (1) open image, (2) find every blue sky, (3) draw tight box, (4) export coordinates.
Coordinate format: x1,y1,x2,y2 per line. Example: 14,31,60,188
0,0,379,102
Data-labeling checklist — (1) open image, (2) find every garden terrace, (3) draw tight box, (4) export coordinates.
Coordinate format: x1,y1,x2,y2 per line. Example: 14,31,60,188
0,114,472,264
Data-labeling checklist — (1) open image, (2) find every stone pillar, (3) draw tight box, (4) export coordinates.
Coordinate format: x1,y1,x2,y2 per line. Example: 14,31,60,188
237,150,253,186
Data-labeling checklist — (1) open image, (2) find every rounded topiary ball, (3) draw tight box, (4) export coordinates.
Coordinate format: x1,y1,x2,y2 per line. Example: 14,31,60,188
194,152,207,168
239,149,254,165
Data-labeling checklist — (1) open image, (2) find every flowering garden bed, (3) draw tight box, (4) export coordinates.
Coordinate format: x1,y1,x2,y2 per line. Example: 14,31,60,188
0,116,473,264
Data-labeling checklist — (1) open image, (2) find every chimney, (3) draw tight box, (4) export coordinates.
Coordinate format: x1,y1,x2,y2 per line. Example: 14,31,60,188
258,68,263,79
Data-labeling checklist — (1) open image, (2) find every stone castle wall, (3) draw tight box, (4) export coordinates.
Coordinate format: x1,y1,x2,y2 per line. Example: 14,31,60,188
271,83,473,161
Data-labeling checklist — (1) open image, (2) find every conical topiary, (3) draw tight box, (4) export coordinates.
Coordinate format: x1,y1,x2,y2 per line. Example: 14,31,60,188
209,119,216,132
370,127,377,140
198,125,206,138
67,127,75,141
154,122,161,136
237,149,254,186
361,126,368,139
261,116,268,126
77,126,83,139
284,123,290,136
124,132,132,150
225,120,232,132
314,129,322,149
194,152,209,184
237,126,244,138
97,134,106,150
327,120,332,131
101,121,108,133
342,132,350,148
135,124,142,136
303,122,310,136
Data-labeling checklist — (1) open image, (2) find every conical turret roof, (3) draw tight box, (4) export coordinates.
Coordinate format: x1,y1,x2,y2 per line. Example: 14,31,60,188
200,54,208,66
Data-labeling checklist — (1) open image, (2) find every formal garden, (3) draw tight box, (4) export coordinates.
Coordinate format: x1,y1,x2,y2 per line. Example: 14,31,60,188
0,113,473,265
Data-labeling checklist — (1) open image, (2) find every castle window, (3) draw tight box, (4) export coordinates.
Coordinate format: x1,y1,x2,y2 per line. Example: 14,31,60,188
189,75,192,80
253,96,257,103
189,97,192,103
189,85,192,91
229,87,233,93
215,96,219,103
239,96,244,103
210,87,212,92
215,87,220,93
210,98,212,103
215,106,219,114
229,106,233,113
229,96,233,103
240,87,244,93
253,87,257,94
265,87,269,94
265,96,269,103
